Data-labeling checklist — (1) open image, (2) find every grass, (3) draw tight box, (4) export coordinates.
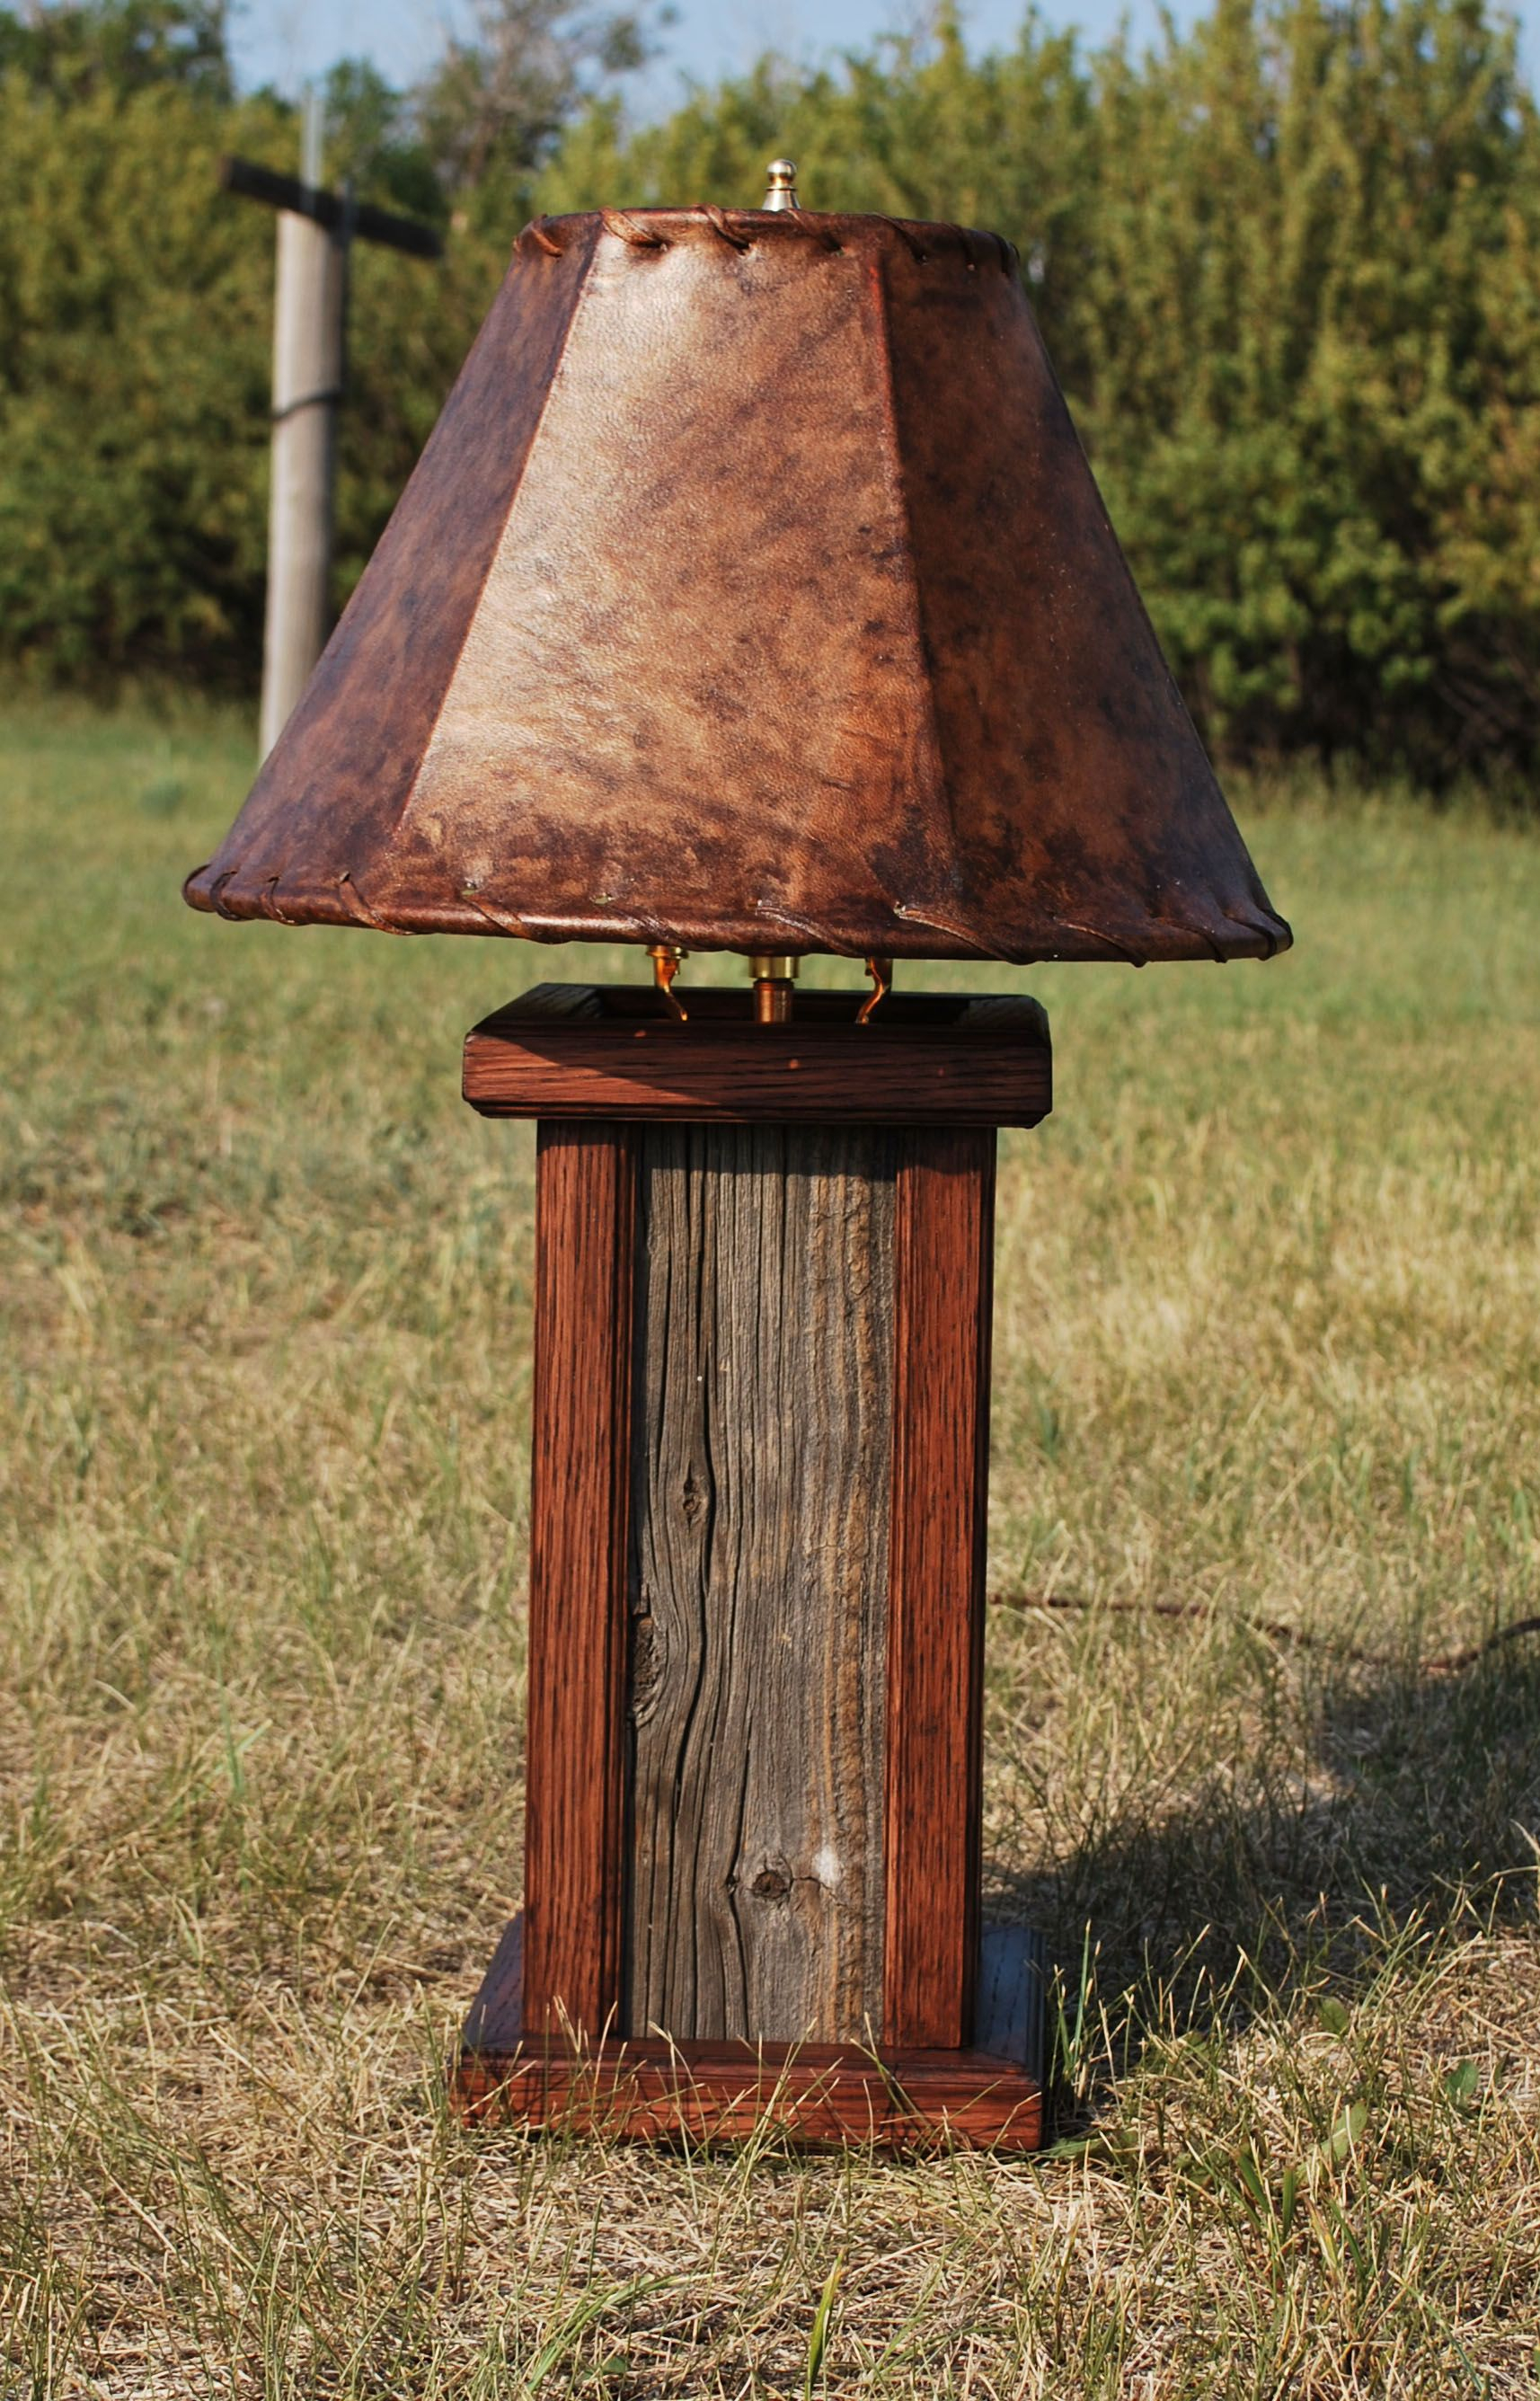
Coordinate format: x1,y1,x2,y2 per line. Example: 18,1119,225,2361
1,696,1537,2396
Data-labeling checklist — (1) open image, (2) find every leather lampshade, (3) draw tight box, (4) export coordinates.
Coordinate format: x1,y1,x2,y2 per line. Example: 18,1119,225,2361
186,203,1290,966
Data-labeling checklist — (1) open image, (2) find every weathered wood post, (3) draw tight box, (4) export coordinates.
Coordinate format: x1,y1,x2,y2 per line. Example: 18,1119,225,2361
260,99,346,760
218,107,443,757
185,164,1290,2149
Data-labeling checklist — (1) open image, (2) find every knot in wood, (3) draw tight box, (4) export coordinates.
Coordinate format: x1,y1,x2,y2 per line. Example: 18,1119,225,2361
679,1468,708,1526
751,1865,793,1902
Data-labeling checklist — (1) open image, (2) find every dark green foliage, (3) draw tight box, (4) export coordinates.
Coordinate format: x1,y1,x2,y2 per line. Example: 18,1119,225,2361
0,0,231,99
0,73,507,687
0,6,511,689
1077,0,1540,778
4,0,1540,784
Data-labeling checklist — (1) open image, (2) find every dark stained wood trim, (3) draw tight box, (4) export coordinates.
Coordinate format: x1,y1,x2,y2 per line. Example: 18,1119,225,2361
522,1125,635,2037
882,1129,995,2049
464,988,1050,1130
456,1912,1043,2150
453,2047,1040,2150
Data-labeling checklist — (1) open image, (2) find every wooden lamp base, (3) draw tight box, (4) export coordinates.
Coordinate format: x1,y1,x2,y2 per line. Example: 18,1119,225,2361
453,985,1052,2152
452,1916,1046,2148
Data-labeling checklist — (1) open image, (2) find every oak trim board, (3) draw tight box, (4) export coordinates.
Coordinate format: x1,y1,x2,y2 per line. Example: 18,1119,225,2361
521,1124,634,2035
464,986,1050,1129
882,1130,994,2049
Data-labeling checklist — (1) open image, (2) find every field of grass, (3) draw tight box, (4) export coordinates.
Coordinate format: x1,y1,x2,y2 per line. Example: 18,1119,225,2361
2,699,1537,2396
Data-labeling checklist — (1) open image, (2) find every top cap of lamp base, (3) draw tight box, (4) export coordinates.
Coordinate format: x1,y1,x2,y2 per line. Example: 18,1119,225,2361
185,190,1290,967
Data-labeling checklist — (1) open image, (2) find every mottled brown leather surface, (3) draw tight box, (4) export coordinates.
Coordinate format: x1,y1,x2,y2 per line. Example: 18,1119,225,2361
186,207,1290,963
185,217,601,932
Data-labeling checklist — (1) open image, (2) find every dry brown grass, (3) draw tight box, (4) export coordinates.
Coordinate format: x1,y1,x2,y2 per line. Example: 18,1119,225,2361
2,703,1537,2395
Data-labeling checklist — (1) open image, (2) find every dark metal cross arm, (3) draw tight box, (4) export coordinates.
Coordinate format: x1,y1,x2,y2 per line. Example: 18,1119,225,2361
218,155,444,261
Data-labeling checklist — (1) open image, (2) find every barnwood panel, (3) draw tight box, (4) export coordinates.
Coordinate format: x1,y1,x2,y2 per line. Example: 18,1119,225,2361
626,1125,894,2042
883,1130,996,2049
522,1125,634,2035
464,988,1051,1130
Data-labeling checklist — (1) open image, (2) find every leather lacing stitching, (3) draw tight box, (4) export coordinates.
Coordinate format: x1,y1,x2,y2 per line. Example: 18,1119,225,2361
462,890,535,937
1142,902,1291,961
602,209,668,248
889,899,996,955
335,873,412,935
700,204,753,252
877,215,929,261
518,208,1015,270
789,206,842,252
1222,904,1289,960
1043,916,1148,965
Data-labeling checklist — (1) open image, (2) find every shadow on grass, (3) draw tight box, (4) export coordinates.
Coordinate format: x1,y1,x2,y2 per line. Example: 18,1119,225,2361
994,1637,1540,2113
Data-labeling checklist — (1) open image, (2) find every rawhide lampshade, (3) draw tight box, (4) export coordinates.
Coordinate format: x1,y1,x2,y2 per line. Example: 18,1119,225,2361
183,173,1292,2153
186,198,1289,969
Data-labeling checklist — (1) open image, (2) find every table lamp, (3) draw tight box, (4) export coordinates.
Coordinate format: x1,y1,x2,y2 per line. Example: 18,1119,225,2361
188,165,1288,2149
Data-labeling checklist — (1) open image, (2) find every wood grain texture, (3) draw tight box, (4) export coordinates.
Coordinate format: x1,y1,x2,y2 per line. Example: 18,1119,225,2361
522,1125,634,2036
455,1912,1044,2149
464,988,1051,1130
453,2045,1041,2151
626,1126,894,2043
883,1130,996,2049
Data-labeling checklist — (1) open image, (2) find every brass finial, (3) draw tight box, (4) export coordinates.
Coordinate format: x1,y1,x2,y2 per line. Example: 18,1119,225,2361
764,160,798,211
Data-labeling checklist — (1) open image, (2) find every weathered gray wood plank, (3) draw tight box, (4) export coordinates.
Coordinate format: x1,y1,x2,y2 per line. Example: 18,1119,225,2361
625,1125,894,2043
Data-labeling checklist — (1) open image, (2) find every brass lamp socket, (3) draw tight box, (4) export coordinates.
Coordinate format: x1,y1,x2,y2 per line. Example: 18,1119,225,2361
747,952,800,1026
